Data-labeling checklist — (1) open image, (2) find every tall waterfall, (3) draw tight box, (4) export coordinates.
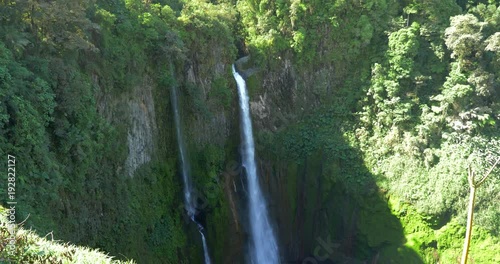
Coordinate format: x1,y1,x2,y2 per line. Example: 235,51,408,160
171,85,211,264
232,64,280,264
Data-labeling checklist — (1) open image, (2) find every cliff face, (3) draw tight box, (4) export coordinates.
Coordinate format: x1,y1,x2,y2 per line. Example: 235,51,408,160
225,58,400,262
164,51,406,262
3,0,396,261
177,51,433,262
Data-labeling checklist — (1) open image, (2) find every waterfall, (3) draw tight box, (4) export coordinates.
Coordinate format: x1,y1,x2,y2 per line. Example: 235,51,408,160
232,64,280,264
171,84,212,264
195,219,212,264
171,85,195,216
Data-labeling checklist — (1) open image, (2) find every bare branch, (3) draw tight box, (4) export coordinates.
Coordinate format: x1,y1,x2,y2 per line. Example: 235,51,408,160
475,157,500,187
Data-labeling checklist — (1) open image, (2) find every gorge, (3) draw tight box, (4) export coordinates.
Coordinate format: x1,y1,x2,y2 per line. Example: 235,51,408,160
0,0,499,264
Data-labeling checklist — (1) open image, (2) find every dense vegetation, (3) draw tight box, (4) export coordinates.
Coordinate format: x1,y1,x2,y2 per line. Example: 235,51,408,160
0,0,499,263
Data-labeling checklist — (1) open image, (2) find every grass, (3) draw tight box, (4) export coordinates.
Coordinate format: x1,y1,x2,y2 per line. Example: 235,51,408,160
0,206,135,264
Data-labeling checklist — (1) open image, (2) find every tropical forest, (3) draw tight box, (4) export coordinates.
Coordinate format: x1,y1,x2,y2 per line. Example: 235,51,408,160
0,0,499,263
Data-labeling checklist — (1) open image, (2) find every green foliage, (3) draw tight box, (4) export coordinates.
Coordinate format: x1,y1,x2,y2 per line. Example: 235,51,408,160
388,196,500,263
441,9,499,133
209,77,232,108
1,0,500,263
0,42,61,231
238,0,397,68
387,22,420,81
358,195,405,248
358,1,500,243
187,141,231,263
122,161,187,263
178,0,237,68
0,0,198,262
0,206,135,264
272,108,371,201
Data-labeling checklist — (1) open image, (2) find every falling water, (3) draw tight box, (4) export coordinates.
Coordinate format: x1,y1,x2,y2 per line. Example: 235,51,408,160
195,219,212,264
232,64,280,264
171,84,211,264
171,82,196,216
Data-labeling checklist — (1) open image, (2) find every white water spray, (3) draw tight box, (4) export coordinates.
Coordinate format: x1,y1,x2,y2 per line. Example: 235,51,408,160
232,64,279,264
171,84,211,264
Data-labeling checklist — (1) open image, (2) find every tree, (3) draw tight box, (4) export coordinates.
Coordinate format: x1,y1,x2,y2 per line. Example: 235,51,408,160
461,156,500,264
444,14,484,66
442,11,499,133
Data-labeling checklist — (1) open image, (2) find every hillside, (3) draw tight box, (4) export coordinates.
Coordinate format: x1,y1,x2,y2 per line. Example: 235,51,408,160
0,206,135,263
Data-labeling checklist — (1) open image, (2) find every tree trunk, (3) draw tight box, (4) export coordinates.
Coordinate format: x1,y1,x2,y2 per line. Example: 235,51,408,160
461,157,499,263
460,185,476,264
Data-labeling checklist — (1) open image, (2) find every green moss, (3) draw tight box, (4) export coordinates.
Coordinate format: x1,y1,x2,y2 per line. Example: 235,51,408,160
358,195,405,248
301,151,324,246
378,245,424,264
101,158,188,263
210,77,232,108
206,198,230,262
386,196,500,263
186,140,232,263
435,220,500,263
286,163,298,214
390,198,434,249
245,72,263,98
321,161,340,204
